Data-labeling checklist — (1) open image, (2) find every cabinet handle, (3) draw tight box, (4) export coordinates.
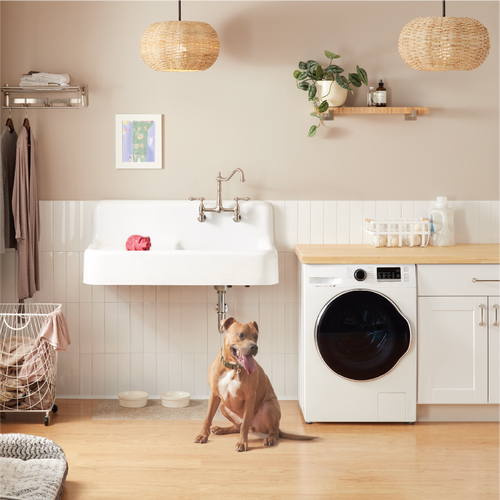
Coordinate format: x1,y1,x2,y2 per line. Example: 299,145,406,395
494,304,499,327
472,278,500,283
479,304,486,326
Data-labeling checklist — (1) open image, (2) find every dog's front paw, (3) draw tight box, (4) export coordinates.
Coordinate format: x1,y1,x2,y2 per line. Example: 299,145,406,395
194,433,209,444
234,441,248,452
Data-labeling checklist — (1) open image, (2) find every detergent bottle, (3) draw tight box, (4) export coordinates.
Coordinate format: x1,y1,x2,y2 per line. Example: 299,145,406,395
430,197,455,246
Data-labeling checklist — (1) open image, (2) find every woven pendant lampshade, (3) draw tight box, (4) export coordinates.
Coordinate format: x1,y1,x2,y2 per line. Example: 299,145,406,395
398,2,490,71
140,2,219,72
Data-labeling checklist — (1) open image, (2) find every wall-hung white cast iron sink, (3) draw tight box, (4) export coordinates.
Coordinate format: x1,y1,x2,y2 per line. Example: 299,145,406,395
83,200,279,286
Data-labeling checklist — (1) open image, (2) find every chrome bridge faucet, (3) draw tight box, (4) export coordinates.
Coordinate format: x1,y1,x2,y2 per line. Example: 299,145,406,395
189,168,250,222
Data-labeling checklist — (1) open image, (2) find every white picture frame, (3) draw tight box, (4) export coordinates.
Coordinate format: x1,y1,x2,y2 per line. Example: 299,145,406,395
115,114,162,169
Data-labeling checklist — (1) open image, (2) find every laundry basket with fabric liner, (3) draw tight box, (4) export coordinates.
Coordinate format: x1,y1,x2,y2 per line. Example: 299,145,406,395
0,303,70,426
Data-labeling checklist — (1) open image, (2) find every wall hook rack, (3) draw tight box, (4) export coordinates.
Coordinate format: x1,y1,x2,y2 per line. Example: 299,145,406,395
1,84,88,109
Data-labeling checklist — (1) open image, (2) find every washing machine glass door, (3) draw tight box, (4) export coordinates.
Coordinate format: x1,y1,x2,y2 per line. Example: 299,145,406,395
315,290,411,381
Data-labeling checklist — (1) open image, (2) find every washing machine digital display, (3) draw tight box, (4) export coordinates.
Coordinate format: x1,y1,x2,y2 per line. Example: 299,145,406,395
377,267,401,281
315,290,411,381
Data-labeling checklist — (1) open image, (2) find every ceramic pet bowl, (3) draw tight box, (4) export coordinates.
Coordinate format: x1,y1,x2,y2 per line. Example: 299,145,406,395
160,391,191,408
118,391,149,408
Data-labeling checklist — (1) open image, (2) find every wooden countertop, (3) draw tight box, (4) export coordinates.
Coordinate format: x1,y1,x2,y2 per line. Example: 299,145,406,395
294,244,500,265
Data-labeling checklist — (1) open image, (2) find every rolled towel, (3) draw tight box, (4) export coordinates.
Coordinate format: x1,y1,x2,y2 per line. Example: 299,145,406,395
19,81,69,87
20,73,70,84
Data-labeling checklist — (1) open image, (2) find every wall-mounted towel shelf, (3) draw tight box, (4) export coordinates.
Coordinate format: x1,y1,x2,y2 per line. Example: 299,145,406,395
1,84,88,109
319,106,429,121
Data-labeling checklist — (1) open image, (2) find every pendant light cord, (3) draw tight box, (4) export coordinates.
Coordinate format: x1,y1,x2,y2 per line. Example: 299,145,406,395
442,0,446,17
179,0,181,21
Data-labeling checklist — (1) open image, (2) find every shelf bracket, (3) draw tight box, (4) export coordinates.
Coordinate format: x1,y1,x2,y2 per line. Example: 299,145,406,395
405,109,418,121
320,109,334,121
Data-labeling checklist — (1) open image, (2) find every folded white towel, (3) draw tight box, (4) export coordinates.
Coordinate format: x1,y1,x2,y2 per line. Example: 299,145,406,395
19,81,69,87
20,73,70,84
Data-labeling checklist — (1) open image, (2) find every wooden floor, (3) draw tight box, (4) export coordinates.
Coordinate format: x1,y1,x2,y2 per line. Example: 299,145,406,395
1,399,498,500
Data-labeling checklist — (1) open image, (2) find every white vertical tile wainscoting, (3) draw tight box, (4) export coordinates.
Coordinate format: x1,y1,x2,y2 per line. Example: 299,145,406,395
1,200,498,399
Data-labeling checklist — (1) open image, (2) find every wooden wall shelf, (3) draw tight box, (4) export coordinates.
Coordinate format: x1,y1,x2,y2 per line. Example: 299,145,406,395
321,106,429,121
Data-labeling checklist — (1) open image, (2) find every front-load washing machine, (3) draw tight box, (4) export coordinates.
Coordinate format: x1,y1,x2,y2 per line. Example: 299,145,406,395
298,264,416,423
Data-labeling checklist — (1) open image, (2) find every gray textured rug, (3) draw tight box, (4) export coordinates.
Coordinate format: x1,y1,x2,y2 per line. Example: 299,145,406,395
92,399,224,421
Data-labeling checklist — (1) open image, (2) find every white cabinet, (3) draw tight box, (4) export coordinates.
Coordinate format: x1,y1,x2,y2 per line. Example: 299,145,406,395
489,299,499,403
417,265,499,405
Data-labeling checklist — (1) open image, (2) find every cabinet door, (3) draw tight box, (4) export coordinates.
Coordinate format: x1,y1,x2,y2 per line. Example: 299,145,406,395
489,297,499,404
418,297,488,404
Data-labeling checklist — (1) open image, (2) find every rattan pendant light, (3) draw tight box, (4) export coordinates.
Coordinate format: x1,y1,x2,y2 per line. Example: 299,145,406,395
140,0,219,72
398,1,490,71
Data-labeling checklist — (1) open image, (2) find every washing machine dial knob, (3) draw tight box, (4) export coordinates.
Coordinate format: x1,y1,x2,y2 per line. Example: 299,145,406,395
354,269,367,281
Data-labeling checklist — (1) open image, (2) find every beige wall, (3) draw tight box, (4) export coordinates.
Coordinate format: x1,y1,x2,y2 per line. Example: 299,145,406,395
1,1,498,201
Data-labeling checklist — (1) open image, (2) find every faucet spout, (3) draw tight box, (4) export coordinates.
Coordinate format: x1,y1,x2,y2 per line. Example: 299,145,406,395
218,168,245,183
213,168,246,211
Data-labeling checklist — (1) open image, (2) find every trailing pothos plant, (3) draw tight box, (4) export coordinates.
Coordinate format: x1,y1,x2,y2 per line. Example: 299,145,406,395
294,50,368,137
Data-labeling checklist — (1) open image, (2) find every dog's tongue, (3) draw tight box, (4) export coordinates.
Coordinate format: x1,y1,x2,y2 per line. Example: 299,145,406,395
241,355,256,375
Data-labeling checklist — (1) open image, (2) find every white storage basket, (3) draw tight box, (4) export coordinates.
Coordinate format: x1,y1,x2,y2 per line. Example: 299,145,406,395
365,218,431,248
0,303,61,425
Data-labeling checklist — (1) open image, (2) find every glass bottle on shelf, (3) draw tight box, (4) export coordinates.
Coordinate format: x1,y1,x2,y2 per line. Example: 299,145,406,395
367,87,375,106
373,80,387,107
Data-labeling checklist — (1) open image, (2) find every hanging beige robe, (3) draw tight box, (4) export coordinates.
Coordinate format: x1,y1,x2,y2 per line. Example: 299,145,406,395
12,126,39,300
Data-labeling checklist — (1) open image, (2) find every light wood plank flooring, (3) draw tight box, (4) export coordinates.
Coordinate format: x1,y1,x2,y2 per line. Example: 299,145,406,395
1,399,498,500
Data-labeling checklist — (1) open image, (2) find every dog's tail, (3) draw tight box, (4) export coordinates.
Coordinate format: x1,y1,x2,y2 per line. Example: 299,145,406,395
278,429,316,440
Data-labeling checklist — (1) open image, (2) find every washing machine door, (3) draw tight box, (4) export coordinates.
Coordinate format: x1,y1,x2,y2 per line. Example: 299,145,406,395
315,289,411,381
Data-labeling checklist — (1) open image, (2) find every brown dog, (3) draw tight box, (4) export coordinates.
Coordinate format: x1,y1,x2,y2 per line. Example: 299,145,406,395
194,317,314,451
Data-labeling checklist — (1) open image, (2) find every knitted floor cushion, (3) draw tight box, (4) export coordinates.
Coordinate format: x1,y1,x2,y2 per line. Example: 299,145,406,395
0,434,68,500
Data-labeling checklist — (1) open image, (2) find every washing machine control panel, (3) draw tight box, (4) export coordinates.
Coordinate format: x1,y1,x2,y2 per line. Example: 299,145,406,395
376,267,401,282
345,266,413,285
305,264,415,288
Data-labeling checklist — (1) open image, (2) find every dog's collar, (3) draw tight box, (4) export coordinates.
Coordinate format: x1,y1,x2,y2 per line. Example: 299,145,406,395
220,349,241,374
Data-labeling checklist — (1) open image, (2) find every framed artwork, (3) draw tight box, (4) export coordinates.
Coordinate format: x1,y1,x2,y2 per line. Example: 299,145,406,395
115,114,162,169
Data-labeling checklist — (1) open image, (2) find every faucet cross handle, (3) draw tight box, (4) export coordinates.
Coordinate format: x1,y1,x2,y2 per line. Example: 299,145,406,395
233,197,250,223
189,197,206,222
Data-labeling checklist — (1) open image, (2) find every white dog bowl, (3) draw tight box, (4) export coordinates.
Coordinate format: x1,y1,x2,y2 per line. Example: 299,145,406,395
160,391,191,408
118,391,148,408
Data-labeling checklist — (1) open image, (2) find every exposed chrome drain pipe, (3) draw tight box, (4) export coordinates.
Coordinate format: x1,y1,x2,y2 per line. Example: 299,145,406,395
214,285,229,333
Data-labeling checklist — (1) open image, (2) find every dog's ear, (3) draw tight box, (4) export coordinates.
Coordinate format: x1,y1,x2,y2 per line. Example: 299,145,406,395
221,317,236,331
251,321,259,333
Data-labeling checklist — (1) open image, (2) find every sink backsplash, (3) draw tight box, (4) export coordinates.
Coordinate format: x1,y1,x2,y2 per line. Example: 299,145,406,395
1,199,497,400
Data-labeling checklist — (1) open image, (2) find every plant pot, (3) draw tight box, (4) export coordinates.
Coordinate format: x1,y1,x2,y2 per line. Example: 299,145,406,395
316,80,348,107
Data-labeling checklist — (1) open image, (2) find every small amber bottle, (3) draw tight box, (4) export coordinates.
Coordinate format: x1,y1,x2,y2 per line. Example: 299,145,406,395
374,79,387,107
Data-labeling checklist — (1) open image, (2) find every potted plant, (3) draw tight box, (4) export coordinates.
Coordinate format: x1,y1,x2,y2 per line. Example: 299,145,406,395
293,50,369,137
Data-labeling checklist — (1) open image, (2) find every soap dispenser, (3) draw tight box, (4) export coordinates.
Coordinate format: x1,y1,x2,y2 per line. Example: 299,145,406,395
374,80,387,107
429,197,455,247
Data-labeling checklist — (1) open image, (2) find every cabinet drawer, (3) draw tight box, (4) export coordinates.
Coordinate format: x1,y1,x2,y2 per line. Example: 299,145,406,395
418,264,500,296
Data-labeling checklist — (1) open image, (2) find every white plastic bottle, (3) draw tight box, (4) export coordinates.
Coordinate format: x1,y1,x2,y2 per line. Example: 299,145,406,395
429,197,455,246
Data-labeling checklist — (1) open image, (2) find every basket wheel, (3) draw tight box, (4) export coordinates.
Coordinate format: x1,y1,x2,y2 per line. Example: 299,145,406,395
52,404,58,413
44,415,50,426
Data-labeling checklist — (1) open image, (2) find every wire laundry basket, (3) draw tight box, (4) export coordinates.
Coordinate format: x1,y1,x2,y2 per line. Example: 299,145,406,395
365,218,431,248
0,303,61,426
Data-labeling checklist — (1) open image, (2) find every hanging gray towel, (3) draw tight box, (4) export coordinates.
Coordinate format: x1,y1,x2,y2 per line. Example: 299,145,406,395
12,126,40,300
0,125,18,252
